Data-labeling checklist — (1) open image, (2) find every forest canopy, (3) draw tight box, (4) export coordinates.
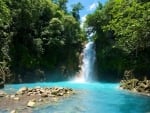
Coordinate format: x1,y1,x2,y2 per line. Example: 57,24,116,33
85,0,150,81
0,0,85,83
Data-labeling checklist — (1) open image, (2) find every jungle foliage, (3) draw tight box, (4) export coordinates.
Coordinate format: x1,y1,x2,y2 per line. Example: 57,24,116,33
85,0,150,81
0,0,85,83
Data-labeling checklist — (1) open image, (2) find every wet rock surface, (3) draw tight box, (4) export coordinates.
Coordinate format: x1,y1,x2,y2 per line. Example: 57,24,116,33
0,87,75,113
120,70,150,96
120,79,150,96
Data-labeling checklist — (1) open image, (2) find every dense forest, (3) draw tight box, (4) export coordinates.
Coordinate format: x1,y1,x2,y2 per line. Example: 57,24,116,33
0,0,150,83
0,0,86,83
85,0,150,81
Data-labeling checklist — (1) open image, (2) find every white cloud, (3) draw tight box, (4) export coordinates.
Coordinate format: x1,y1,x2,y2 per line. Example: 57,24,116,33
89,2,98,11
80,15,87,28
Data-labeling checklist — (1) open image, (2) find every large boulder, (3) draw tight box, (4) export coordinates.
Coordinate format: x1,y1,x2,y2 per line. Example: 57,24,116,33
0,77,4,89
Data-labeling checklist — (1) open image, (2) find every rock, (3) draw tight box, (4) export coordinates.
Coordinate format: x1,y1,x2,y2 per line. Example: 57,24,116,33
131,79,138,88
10,110,17,113
16,87,28,95
51,90,58,95
132,88,137,93
10,95,15,98
41,93,48,98
66,91,70,94
139,82,147,88
0,86,75,113
20,87,28,92
13,97,20,101
120,77,150,96
31,99,36,102
57,92,64,96
0,90,6,97
28,88,32,92
27,100,36,107
39,89,45,94
27,92,33,96
38,98,43,102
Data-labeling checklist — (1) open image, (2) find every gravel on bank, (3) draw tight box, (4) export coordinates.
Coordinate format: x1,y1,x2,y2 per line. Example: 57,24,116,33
0,86,76,113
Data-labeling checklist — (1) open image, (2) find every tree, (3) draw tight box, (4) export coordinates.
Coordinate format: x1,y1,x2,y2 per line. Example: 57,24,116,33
0,0,85,83
71,2,84,21
0,0,11,62
104,0,150,55
42,18,64,46
0,0,12,82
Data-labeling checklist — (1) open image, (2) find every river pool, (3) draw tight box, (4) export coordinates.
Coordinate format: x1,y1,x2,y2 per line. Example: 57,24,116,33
1,81,150,113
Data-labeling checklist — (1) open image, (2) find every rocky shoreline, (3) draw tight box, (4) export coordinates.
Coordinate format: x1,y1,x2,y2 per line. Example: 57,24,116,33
0,87,75,113
119,70,150,96
120,79,150,96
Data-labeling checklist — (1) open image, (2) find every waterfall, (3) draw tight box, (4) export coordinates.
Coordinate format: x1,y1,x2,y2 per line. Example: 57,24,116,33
74,41,96,82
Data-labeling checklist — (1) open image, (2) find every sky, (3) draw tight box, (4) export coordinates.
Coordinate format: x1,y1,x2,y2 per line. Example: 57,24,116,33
67,0,107,27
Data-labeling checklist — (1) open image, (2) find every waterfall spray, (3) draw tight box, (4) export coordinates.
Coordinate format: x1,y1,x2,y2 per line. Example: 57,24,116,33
74,41,96,82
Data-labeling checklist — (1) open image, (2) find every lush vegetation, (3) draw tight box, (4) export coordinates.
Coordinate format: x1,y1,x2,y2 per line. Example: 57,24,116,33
0,0,85,83
1,0,150,83
85,0,150,81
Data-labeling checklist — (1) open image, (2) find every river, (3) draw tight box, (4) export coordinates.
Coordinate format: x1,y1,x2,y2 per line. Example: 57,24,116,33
1,81,150,113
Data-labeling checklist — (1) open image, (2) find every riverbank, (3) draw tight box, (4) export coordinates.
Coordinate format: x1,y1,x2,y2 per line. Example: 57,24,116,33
0,87,75,113
120,78,150,96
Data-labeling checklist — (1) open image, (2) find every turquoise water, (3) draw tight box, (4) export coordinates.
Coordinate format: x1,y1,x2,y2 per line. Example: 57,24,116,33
1,82,150,113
